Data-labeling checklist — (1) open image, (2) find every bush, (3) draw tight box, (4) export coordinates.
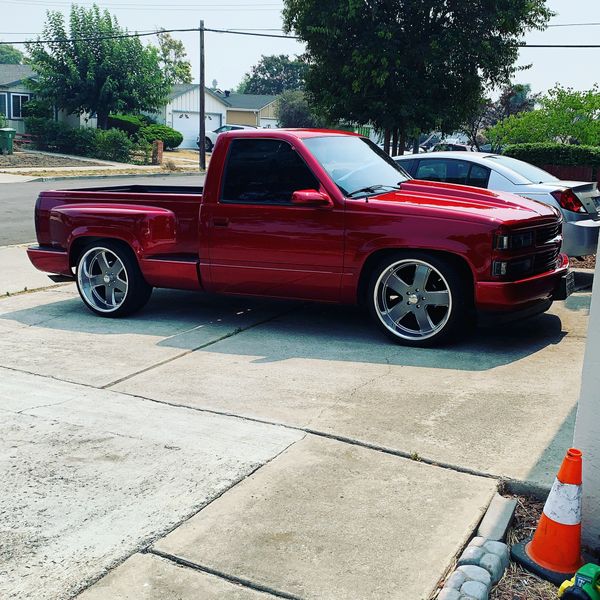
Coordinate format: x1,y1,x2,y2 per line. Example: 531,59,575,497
107,113,145,135
94,128,133,162
503,143,600,167
139,124,183,150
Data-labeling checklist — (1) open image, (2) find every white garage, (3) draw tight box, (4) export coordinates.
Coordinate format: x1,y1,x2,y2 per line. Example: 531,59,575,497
157,85,229,149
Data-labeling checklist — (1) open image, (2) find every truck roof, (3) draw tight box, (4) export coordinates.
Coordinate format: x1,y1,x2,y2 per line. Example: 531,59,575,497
220,128,362,140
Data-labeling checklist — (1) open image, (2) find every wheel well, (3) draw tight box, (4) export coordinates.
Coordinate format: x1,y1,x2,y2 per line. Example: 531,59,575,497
357,248,475,306
69,237,134,268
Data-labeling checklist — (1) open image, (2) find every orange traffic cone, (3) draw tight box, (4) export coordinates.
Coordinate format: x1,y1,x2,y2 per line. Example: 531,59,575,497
512,448,584,585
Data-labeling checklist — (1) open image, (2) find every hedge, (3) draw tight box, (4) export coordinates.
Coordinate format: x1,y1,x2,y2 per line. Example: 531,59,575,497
503,143,600,167
107,113,156,135
24,117,146,163
138,124,183,150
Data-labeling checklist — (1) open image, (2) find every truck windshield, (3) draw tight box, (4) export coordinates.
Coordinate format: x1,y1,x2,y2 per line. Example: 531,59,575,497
303,136,411,197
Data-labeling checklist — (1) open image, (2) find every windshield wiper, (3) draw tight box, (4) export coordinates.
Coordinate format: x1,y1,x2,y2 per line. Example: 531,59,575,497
347,183,402,198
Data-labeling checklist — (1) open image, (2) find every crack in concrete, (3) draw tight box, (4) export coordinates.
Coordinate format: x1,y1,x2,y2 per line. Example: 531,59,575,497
100,304,302,390
147,549,304,600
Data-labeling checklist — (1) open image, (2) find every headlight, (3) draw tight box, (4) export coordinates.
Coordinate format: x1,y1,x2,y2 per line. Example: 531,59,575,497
495,231,534,250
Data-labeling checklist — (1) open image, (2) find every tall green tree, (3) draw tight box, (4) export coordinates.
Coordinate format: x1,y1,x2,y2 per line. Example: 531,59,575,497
461,83,538,149
0,44,26,64
156,31,192,87
283,0,552,153
487,85,600,146
237,55,307,95
27,4,170,129
275,90,328,127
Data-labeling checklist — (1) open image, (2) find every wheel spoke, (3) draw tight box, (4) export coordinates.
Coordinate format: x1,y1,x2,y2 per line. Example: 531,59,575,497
98,251,111,274
114,279,127,293
386,273,410,296
414,307,433,332
387,303,411,324
89,274,105,288
424,290,450,307
412,264,431,291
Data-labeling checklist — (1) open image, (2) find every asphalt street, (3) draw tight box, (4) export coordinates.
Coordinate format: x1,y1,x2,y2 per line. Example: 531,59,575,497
0,174,204,246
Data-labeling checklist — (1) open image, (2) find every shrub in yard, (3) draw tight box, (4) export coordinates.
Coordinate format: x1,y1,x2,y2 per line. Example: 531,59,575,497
504,143,600,167
130,133,153,165
93,128,133,162
107,113,145,135
24,117,69,151
139,124,183,150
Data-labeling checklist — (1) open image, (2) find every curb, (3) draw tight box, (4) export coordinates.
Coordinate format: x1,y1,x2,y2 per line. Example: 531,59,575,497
436,493,517,600
26,170,205,183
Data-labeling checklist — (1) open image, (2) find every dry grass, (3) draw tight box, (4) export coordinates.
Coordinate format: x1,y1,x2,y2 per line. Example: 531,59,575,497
491,495,557,600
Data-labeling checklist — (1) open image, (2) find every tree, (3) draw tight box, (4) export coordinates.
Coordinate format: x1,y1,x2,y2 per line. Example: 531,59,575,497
276,90,327,127
156,31,192,87
237,55,307,95
0,44,26,64
460,83,538,149
487,85,600,147
283,0,552,153
26,4,170,129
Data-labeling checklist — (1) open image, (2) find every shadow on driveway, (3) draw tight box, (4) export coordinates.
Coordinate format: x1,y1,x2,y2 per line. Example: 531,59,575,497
0,287,577,372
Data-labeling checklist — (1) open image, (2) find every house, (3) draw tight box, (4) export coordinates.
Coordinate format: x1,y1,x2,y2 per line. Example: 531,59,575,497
156,84,279,149
0,64,35,133
0,63,97,133
217,91,279,129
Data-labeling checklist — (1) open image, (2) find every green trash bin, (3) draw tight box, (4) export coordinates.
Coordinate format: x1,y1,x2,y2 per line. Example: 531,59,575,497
0,128,16,155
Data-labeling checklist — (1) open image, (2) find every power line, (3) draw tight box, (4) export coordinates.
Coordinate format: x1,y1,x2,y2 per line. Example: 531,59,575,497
547,22,600,27
3,26,600,47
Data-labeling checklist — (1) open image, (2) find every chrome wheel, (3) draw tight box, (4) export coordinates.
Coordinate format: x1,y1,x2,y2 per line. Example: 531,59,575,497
77,247,129,313
373,259,452,341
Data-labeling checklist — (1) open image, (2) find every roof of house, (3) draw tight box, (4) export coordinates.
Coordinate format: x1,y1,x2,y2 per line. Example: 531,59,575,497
168,84,277,111
0,64,35,88
169,84,229,104
219,93,278,110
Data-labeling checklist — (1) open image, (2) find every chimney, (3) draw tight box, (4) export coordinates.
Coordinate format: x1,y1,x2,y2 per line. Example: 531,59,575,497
224,90,230,97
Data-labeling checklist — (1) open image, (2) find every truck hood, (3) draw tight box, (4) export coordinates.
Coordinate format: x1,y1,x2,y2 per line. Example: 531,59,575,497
369,179,559,225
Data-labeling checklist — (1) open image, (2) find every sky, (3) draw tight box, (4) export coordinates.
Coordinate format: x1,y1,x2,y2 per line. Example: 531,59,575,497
1,0,599,94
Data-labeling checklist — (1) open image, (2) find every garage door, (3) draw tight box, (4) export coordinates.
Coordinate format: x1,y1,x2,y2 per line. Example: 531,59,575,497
172,112,222,149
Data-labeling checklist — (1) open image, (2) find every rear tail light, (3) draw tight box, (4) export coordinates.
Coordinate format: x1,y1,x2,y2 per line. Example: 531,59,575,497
551,189,586,213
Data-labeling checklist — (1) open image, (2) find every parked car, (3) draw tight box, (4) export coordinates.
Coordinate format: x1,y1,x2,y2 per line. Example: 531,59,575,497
198,124,257,152
28,130,571,347
394,151,600,257
431,143,474,152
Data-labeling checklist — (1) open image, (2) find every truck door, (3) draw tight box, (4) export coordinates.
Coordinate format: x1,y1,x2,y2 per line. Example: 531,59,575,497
205,137,344,301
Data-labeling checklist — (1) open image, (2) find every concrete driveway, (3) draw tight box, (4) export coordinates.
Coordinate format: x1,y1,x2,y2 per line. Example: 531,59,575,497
0,250,591,600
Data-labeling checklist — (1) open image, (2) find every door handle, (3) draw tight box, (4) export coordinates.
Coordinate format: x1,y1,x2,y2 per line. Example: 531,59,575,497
212,217,229,227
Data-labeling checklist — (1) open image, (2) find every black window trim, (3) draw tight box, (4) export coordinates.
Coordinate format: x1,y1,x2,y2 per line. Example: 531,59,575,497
219,137,321,206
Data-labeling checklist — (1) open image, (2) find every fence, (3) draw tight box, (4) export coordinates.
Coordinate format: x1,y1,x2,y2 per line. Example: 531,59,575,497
542,164,600,184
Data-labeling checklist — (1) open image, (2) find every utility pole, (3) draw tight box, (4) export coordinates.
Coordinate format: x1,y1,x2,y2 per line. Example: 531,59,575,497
199,20,206,171
573,236,600,554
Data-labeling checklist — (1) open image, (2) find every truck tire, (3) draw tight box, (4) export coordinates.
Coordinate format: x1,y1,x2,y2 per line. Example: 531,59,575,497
75,240,153,318
367,251,471,346
205,137,213,152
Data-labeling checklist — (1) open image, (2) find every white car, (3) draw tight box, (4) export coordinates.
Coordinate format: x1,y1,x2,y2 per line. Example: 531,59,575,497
198,124,257,152
394,151,600,257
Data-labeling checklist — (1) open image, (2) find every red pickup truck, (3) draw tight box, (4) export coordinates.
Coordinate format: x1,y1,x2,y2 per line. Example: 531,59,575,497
28,129,572,346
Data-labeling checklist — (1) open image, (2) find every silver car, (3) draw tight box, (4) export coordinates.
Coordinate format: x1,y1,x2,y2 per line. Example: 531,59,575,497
394,151,600,257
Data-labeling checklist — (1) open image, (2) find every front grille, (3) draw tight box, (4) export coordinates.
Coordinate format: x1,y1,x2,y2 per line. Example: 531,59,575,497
535,222,561,246
532,247,560,275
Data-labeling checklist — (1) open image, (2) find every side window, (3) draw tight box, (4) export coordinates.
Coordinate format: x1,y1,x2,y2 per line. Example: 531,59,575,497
221,139,320,204
467,164,491,188
397,158,416,176
415,159,448,182
446,160,470,185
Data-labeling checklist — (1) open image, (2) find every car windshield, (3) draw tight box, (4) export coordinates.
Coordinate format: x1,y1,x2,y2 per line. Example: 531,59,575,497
303,135,411,196
484,155,558,184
